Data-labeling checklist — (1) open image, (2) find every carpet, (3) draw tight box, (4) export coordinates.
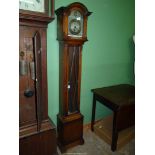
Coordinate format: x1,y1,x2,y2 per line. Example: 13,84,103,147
57,129,135,155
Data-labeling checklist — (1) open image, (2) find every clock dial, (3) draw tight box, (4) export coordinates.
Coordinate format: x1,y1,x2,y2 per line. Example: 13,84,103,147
69,19,81,35
19,0,45,13
68,10,83,37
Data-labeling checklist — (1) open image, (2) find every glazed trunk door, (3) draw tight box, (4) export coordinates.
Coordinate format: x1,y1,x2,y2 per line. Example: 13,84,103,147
67,45,80,114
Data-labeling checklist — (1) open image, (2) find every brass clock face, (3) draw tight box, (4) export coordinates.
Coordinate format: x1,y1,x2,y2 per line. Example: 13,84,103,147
19,0,45,13
68,10,83,37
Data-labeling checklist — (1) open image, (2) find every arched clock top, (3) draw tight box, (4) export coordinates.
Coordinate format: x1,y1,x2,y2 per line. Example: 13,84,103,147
66,2,92,16
55,2,91,17
55,2,92,42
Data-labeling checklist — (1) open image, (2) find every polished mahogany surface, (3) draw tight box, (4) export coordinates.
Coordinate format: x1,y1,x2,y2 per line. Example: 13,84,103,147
19,1,57,154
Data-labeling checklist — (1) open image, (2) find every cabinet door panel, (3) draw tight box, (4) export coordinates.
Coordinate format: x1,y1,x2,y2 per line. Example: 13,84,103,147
19,26,37,126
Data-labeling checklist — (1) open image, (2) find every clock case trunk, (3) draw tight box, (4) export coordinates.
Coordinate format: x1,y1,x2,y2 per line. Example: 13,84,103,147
56,3,91,152
57,42,84,152
19,8,57,155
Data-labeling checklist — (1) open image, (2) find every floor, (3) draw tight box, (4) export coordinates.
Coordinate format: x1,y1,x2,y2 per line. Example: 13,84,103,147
57,129,135,155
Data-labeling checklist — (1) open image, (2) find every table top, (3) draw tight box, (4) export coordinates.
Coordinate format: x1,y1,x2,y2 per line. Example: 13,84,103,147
92,84,135,107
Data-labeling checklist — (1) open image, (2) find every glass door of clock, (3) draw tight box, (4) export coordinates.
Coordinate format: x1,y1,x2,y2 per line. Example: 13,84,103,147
67,45,81,114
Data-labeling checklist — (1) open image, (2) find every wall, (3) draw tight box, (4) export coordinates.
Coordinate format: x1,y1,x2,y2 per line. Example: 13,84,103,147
47,0,135,125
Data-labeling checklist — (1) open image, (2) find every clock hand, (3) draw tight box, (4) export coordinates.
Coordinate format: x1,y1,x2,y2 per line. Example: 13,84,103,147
74,26,77,32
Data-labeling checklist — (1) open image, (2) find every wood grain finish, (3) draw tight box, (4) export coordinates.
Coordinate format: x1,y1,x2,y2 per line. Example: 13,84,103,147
19,2,57,154
20,127,57,155
56,2,91,152
19,26,49,127
91,84,135,151
55,2,91,41
57,113,84,152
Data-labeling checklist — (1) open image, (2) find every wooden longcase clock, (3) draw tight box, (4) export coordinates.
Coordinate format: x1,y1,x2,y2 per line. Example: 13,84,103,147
56,2,91,152
19,0,57,155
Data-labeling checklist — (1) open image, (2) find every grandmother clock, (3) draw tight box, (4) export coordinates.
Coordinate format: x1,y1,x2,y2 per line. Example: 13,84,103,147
56,2,91,152
19,0,57,155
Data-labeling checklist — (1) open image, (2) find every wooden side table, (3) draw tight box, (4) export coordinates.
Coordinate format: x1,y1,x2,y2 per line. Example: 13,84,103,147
91,84,135,151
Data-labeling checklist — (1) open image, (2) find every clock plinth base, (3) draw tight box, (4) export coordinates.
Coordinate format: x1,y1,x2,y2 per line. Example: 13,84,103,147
57,113,84,153
19,119,57,155
58,137,84,153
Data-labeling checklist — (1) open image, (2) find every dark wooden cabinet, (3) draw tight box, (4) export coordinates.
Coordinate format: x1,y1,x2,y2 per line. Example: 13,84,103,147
56,2,91,152
19,1,57,155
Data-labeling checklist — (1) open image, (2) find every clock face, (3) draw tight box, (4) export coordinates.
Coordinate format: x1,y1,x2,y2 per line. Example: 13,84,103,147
19,0,45,13
68,10,83,38
69,19,81,35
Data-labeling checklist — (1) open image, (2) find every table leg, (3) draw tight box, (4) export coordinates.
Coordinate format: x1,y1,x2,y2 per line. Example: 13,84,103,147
91,94,96,131
111,111,118,151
